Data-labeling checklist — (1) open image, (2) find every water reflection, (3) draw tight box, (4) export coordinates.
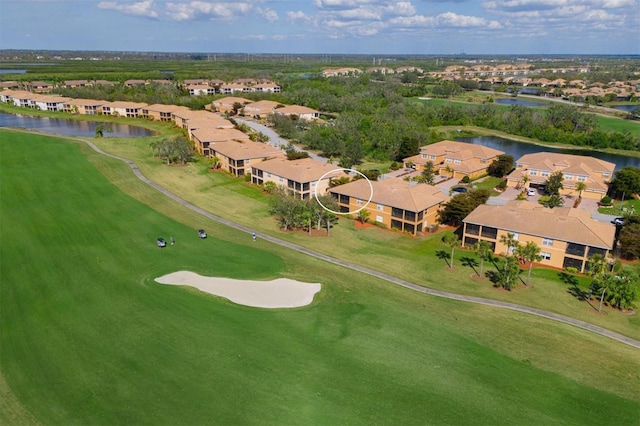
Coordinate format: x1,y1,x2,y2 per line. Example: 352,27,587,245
493,98,548,108
0,112,154,138
456,135,640,170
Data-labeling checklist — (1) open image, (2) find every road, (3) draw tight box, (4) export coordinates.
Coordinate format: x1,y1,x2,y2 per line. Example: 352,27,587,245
66,133,640,349
233,116,328,163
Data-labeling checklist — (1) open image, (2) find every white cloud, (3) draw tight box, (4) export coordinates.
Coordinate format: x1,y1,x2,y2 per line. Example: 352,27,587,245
165,1,253,21
257,7,279,22
97,0,158,18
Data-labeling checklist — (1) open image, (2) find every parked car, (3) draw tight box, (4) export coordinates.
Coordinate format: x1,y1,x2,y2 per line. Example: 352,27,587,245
157,237,167,248
527,188,537,196
198,229,207,239
611,217,624,226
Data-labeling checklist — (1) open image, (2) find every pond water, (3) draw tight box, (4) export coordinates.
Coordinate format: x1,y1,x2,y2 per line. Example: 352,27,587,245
0,112,154,138
611,105,640,113
456,135,640,170
0,69,26,74
493,98,548,108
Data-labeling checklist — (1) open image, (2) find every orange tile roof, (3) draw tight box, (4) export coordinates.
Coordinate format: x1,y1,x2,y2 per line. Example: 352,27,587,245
253,157,347,183
464,200,615,249
329,178,450,212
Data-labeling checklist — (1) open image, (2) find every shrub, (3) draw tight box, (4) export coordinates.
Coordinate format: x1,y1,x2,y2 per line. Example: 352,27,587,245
389,161,400,171
461,175,470,184
600,196,612,206
496,180,507,190
244,173,252,182
565,266,579,274
372,221,388,229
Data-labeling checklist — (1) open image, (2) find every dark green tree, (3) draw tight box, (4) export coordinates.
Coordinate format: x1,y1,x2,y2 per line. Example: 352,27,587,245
488,155,514,178
421,161,436,185
609,167,640,199
545,171,564,195
438,189,491,226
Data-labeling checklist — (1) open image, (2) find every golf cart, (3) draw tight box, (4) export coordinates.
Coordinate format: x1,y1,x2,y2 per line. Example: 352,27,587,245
198,229,207,239
157,237,167,248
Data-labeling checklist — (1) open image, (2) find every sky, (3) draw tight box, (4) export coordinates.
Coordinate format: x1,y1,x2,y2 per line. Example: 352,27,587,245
1,0,639,55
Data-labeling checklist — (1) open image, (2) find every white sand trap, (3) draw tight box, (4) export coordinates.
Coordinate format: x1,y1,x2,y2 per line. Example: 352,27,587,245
154,271,321,308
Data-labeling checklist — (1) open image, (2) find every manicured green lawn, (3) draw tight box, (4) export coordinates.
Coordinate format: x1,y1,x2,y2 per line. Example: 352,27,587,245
2,131,639,425
598,199,640,216
82,131,640,340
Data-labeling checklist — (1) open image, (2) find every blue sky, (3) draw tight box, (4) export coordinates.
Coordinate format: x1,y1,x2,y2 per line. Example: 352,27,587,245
1,0,638,54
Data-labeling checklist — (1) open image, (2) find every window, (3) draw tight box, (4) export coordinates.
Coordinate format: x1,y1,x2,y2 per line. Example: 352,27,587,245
377,204,384,211
465,223,480,235
542,238,554,247
267,173,272,178
454,159,461,165
356,199,363,205
564,174,573,180
376,215,383,222
422,154,427,159
540,252,551,261
577,176,586,182
430,155,436,160
279,177,283,182
602,172,610,178
530,170,538,176
566,243,586,257
541,171,549,177
480,226,498,239
517,163,523,168
445,158,452,163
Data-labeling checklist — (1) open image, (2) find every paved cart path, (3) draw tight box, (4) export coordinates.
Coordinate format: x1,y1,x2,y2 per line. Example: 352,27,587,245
71,134,640,349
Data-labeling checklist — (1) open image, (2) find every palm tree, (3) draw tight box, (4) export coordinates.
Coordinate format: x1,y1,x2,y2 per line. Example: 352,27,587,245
575,181,587,199
499,232,519,257
520,174,530,190
474,240,493,278
517,241,542,286
445,165,454,178
443,233,461,269
357,209,370,224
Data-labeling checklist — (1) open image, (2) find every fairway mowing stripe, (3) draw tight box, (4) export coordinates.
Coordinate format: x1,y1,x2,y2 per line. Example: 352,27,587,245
62,132,640,350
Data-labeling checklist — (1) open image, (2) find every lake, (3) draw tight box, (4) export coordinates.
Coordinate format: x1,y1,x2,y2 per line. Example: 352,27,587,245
494,98,548,108
0,112,154,138
611,105,640,113
456,135,640,170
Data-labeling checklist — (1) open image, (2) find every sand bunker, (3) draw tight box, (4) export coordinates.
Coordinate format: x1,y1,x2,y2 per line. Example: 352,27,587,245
154,271,321,308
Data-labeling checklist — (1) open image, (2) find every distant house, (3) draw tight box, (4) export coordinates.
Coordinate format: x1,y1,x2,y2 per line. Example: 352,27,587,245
28,81,53,93
462,200,615,273
30,94,71,111
404,140,504,180
273,105,320,120
1,90,35,107
253,83,281,93
212,96,252,113
190,128,252,157
506,152,616,200
106,101,148,118
64,98,106,115
209,140,284,177
0,81,19,90
188,85,216,96
63,80,89,88
219,83,251,94
329,178,450,236
251,157,347,200
143,104,189,122
242,100,282,118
